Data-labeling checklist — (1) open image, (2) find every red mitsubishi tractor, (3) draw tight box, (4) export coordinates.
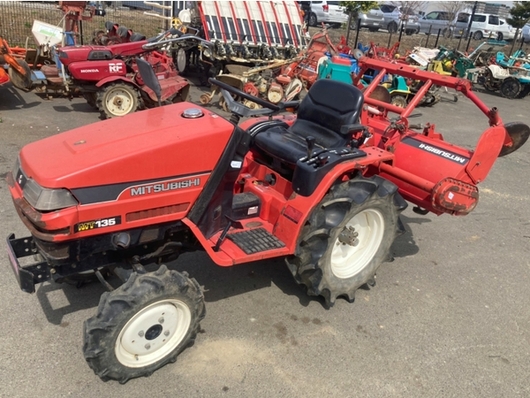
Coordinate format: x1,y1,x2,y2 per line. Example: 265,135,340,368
6,56,529,383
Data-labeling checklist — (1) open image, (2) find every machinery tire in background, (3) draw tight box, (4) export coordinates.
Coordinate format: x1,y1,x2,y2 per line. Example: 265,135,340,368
96,83,140,119
500,77,522,99
83,265,205,384
8,59,32,91
391,95,408,108
483,68,500,92
516,84,530,99
286,176,407,307
175,48,189,75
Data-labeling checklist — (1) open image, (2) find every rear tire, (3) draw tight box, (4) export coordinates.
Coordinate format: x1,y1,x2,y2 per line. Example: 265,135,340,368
97,83,139,119
83,265,205,383
8,59,32,91
286,176,407,307
516,84,530,98
82,92,98,109
500,77,521,99
473,31,483,40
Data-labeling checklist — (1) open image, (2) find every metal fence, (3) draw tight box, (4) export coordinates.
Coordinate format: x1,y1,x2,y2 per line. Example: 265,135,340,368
0,1,171,47
0,1,528,57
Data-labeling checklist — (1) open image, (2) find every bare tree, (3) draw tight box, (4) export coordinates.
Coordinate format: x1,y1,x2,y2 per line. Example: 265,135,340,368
389,1,428,16
439,1,468,22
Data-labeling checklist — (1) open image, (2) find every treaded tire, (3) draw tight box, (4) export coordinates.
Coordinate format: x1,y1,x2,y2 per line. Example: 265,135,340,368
83,265,205,383
516,84,530,99
286,176,407,307
391,95,408,108
500,77,522,99
96,82,139,119
82,92,98,109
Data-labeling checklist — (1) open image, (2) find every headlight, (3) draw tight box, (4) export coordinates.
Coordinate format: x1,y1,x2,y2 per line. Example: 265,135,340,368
14,157,79,211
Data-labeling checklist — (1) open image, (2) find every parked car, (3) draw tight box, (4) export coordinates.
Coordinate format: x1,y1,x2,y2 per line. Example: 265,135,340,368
350,7,385,32
498,18,516,41
379,3,420,35
453,13,511,40
417,10,455,36
305,1,348,27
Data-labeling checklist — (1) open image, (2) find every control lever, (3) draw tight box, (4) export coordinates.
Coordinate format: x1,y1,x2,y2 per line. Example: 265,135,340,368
306,136,315,160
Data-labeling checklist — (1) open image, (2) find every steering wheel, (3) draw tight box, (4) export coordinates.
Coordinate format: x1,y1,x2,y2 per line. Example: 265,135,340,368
210,78,280,110
209,78,300,120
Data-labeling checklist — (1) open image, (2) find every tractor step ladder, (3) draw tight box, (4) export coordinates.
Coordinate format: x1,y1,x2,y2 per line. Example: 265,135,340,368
227,227,285,254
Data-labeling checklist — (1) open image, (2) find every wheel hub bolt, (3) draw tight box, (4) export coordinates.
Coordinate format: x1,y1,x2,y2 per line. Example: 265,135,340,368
138,331,144,337
158,317,164,324
145,343,151,350
164,330,170,337
338,226,359,246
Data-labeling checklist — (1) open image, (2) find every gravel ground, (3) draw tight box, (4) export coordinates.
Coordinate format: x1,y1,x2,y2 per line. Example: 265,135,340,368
0,74,529,397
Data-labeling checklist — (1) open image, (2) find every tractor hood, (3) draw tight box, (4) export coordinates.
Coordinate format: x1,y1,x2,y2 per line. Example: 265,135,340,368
18,103,234,190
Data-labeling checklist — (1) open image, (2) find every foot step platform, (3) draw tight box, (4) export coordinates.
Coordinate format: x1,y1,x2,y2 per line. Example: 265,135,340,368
227,227,285,254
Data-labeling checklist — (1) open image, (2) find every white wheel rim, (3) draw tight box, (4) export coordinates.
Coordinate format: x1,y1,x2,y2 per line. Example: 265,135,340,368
177,49,187,72
106,87,135,116
115,299,191,368
331,209,385,279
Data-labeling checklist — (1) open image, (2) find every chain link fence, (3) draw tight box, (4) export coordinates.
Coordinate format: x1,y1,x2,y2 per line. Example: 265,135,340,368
0,1,171,47
0,1,527,58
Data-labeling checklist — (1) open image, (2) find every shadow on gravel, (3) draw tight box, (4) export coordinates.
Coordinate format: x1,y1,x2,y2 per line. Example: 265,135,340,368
36,277,106,325
0,83,40,110
169,254,314,307
52,102,95,113
35,213,427,324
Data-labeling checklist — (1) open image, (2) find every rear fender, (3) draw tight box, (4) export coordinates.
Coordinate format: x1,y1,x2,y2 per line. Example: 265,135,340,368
273,147,394,249
95,76,136,88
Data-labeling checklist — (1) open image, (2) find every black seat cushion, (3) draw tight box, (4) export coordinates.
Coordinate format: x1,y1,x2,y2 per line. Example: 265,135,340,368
253,126,313,166
253,80,364,165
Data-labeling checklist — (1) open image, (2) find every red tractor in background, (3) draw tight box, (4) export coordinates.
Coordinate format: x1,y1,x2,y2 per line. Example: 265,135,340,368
42,29,191,119
6,55,529,383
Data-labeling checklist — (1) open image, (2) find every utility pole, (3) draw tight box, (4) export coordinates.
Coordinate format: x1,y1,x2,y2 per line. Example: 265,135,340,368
465,1,478,52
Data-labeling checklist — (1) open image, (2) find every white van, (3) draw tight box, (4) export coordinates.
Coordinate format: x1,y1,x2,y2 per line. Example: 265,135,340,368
453,13,507,40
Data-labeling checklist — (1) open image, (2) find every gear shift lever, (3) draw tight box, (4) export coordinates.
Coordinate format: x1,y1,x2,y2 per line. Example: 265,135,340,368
306,136,315,160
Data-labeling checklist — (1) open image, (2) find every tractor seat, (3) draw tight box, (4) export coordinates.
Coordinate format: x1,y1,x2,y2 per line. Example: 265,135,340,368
253,79,364,166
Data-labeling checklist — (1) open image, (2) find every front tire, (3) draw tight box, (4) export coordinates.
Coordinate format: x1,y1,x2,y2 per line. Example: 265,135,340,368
473,31,483,40
286,176,407,307
83,265,205,383
97,83,139,119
